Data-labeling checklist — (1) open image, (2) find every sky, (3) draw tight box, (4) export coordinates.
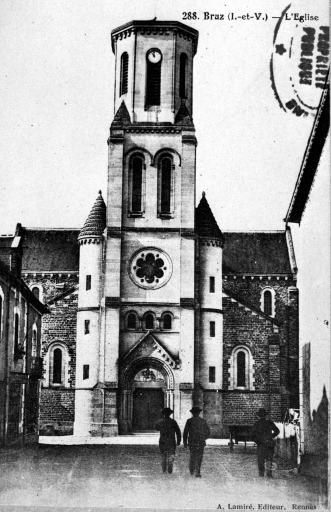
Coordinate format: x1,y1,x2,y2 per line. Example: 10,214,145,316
0,0,328,233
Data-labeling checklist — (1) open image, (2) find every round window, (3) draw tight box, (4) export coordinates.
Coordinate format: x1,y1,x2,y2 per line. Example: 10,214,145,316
128,247,172,289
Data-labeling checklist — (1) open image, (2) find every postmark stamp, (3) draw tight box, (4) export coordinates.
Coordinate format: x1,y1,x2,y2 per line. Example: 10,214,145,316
270,3,329,116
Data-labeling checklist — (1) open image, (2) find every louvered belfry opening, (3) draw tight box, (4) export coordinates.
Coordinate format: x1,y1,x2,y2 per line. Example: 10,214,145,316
120,52,128,96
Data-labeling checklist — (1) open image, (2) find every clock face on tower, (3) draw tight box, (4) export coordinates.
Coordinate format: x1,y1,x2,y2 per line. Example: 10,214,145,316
128,247,172,290
147,48,162,64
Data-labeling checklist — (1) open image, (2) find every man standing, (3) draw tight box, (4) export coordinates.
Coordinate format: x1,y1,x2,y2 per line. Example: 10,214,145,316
183,406,210,478
251,407,280,477
155,407,181,474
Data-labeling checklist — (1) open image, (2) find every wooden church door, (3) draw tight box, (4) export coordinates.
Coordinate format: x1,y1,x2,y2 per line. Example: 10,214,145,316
132,388,164,431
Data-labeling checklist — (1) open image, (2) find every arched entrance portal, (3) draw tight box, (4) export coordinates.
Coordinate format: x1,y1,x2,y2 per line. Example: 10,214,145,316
132,368,165,431
120,357,174,433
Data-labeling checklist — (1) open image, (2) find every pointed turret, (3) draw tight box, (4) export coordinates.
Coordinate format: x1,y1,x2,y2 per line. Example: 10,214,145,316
78,191,106,242
196,192,224,244
196,192,223,391
75,191,106,437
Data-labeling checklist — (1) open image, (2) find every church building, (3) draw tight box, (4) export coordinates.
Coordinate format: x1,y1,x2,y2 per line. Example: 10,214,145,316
20,19,299,438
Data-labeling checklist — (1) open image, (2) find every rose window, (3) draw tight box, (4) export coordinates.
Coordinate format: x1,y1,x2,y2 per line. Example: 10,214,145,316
129,247,172,289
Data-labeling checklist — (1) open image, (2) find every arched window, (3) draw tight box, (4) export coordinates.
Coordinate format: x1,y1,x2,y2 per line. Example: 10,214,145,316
237,351,246,387
179,53,188,98
163,314,172,330
120,52,129,96
228,346,255,390
130,154,145,215
146,50,161,107
30,284,43,303
32,286,40,300
46,342,70,388
264,290,272,316
261,288,275,317
14,313,19,350
53,348,62,384
127,313,137,330
32,328,37,357
158,155,173,216
145,313,154,330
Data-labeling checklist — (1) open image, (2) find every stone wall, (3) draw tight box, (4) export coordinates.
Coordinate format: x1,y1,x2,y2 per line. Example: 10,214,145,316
39,388,75,435
24,274,78,434
223,276,299,417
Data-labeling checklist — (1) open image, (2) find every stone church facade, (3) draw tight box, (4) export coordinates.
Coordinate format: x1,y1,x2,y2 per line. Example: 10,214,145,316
20,19,299,438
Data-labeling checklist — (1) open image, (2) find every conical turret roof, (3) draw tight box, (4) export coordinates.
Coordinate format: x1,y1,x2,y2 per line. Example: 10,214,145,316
196,192,224,243
78,191,106,241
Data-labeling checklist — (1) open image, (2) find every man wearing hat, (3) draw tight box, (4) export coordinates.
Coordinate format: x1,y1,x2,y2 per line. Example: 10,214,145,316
251,408,280,477
183,406,210,478
155,407,181,474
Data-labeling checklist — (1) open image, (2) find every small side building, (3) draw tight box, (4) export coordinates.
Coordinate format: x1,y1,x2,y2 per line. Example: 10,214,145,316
0,225,49,445
285,84,329,481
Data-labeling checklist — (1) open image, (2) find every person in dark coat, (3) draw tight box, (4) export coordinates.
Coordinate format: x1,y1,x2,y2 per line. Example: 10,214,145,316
183,406,210,478
155,407,181,474
251,407,280,477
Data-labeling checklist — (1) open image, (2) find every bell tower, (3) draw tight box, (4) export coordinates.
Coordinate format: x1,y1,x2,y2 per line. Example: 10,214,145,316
75,20,200,437
108,20,199,435
111,20,197,124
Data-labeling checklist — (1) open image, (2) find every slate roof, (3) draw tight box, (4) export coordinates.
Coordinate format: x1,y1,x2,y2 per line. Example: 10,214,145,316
222,231,292,275
20,229,292,275
21,229,80,272
78,191,107,241
195,193,224,242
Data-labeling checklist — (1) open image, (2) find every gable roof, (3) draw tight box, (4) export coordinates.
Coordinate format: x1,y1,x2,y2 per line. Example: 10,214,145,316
195,192,224,242
21,229,80,272
285,82,329,224
20,228,293,275
122,332,179,368
222,231,292,275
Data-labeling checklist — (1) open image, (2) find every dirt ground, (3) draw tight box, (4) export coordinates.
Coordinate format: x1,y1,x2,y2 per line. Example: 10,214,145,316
0,443,328,511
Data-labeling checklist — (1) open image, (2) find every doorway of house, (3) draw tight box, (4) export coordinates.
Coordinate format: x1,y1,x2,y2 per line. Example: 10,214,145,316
132,388,164,431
